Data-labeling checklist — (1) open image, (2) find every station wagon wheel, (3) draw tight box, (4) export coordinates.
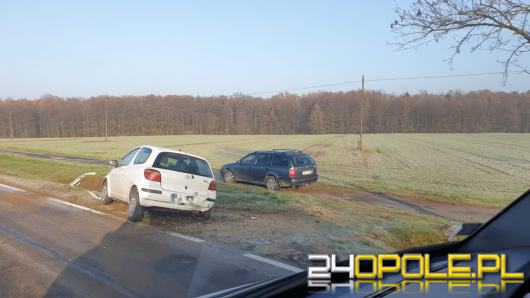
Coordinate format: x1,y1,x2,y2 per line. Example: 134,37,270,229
128,187,144,222
224,170,236,183
101,180,113,205
265,176,280,191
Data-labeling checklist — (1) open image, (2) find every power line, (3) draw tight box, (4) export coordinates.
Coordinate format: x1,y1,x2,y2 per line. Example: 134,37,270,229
247,80,362,96
247,71,522,96
365,71,512,83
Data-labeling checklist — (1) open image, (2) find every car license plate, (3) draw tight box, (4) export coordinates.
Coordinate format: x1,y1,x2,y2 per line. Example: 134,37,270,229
302,170,313,175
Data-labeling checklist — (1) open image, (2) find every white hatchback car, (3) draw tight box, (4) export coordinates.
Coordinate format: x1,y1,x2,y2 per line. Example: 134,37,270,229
101,145,216,222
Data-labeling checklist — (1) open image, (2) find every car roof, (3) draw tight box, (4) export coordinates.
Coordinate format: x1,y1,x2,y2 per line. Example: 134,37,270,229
138,145,208,161
254,149,306,155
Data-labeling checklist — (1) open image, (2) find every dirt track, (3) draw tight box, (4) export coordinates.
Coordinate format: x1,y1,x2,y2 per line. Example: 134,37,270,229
288,183,498,222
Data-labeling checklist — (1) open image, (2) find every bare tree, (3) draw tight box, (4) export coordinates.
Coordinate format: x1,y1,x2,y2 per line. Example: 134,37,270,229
307,103,327,134
391,0,530,80
1,91,530,137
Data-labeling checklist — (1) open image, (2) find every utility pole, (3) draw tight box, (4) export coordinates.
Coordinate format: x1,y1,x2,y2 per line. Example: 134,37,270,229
357,75,365,151
105,98,108,141
8,112,14,140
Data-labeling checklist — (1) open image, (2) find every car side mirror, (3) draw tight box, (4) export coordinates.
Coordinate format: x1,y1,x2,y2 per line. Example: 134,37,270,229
237,160,241,164
448,222,482,241
109,160,119,167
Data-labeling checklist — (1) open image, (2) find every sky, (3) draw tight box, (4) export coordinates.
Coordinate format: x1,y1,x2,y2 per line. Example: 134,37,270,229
0,0,528,99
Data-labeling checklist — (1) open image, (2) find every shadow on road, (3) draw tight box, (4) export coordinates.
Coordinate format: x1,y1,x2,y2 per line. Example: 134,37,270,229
43,219,280,298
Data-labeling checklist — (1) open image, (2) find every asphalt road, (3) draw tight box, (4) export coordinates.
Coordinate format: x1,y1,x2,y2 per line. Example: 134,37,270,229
0,184,301,298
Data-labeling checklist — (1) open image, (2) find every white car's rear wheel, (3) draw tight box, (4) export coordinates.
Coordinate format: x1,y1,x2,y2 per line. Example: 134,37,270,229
127,187,144,222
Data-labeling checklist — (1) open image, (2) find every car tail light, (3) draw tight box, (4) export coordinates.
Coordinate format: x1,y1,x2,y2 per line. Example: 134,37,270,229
289,166,296,178
144,169,161,182
208,181,217,191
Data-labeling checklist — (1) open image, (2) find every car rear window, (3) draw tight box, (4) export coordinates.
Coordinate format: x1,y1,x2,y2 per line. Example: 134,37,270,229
293,154,315,166
152,152,213,178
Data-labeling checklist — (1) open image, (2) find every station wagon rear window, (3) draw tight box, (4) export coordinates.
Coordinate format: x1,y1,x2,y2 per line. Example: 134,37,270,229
153,152,213,178
293,154,315,166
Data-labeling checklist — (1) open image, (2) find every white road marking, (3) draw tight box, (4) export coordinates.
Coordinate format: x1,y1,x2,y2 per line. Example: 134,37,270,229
0,184,205,243
166,231,205,243
1,182,207,245
46,198,125,222
243,253,304,273
0,183,25,192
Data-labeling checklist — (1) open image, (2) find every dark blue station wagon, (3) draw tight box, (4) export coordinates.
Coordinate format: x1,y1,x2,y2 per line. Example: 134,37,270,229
220,149,318,191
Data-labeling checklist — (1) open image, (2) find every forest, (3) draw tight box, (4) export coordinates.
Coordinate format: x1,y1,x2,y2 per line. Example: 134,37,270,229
1,89,530,138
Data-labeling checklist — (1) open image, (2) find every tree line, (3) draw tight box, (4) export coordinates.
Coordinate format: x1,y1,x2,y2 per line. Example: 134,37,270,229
1,89,530,138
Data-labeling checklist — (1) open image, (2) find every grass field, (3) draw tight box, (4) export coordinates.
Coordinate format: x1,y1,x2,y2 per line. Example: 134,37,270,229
1,134,529,206
2,133,526,263
0,154,447,263
0,154,108,185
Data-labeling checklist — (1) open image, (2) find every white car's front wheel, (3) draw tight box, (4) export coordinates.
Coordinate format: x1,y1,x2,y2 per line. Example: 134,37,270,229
128,187,144,222
101,180,113,205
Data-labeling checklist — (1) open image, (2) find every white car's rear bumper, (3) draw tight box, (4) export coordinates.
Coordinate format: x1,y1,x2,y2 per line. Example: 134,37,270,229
138,185,215,212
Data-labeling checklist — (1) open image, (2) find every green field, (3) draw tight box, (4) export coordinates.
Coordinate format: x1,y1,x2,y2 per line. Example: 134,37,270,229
2,133,527,262
1,134,529,206
0,154,108,185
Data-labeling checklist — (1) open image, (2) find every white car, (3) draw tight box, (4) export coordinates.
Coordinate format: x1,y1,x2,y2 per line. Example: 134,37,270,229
101,145,216,222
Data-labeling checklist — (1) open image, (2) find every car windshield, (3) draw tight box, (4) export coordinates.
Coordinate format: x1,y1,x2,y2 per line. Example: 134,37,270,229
153,152,213,178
